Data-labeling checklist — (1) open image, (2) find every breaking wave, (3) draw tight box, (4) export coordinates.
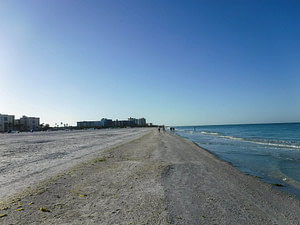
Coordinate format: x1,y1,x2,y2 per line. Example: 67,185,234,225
200,130,300,150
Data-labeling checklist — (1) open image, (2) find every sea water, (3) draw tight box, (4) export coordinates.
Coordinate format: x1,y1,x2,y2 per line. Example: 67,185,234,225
174,123,300,199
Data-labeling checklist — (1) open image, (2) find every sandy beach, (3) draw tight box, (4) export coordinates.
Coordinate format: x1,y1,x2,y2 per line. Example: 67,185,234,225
1,129,300,224
0,128,151,200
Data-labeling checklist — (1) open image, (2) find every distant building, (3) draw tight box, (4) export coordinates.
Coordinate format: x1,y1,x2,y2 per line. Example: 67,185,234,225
128,117,137,126
0,114,15,132
18,116,40,131
77,117,148,128
114,120,131,127
77,121,102,128
137,118,146,126
77,118,113,128
100,118,113,127
128,117,146,126
14,119,20,130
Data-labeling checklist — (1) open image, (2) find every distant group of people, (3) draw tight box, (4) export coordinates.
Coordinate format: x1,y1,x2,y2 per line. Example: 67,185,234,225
158,126,165,133
158,126,175,132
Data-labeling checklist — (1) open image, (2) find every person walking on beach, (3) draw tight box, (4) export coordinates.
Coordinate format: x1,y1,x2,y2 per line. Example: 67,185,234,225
158,127,160,133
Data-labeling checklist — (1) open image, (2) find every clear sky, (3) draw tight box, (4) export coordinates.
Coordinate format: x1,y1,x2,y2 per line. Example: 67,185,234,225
1,0,300,126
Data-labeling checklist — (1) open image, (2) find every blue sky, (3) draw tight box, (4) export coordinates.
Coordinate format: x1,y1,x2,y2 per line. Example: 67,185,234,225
1,0,300,126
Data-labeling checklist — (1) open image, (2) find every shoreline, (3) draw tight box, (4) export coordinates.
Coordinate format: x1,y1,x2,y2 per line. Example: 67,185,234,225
189,139,300,200
173,124,300,201
1,130,300,224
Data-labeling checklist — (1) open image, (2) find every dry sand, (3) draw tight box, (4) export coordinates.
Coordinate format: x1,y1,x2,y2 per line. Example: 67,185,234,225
0,128,151,200
1,130,300,224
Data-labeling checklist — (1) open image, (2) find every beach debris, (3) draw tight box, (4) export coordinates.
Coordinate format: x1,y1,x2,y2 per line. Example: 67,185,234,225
39,207,51,212
16,208,24,211
36,187,48,195
272,183,284,187
9,198,21,204
113,194,118,198
1,206,8,210
93,157,106,163
79,194,88,197
28,202,34,205
112,209,121,214
0,213,8,218
55,203,64,209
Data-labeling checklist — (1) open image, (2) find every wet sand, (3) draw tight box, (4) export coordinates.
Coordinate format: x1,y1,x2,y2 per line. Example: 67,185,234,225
1,130,300,224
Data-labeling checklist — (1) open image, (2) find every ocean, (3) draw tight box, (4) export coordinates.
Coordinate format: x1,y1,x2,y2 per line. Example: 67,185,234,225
174,123,300,199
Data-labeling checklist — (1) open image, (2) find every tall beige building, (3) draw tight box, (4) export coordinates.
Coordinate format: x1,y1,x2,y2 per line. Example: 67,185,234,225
18,116,40,131
0,114,15,132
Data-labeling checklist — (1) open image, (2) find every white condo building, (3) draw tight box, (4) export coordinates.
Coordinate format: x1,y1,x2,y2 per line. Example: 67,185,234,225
18,116,40,131
0,114,15,132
